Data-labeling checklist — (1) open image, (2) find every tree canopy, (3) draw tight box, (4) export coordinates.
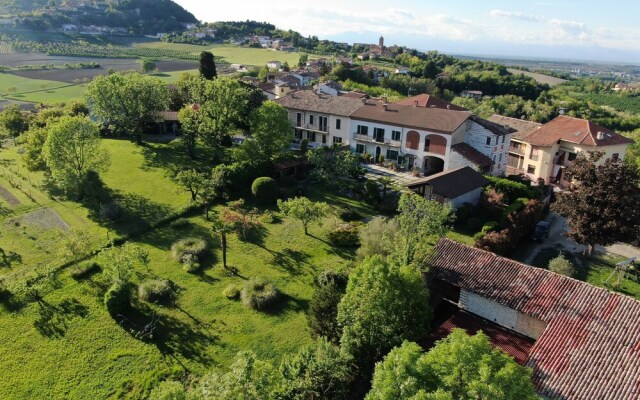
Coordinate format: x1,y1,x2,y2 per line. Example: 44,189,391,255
0,105,28,146
277,197,330,235
199,51,217,80
241,101,292,162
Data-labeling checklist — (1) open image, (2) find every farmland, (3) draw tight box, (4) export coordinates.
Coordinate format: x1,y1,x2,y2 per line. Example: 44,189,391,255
0,137,369,399
507,68,568,86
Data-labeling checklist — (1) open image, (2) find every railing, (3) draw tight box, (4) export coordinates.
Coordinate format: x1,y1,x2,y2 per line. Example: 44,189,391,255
509,146,525,155
354,134,401,147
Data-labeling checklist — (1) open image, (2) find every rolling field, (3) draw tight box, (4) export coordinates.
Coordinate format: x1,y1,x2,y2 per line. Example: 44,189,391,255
206,45,313,67
507,68,567,86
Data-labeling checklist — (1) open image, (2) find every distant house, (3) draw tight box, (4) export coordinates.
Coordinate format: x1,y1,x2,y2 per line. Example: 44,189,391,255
460,90,483,100
315,80,342,97
62,24,77,32
395,67,410,75
406,167,489,208
266,61,282,70
427,238,640,400
336,57,353,65
394,94,466,111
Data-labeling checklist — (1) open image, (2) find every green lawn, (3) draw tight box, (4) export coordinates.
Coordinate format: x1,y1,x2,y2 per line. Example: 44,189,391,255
0,138,368,399
207,45,315,67
0,72,84,104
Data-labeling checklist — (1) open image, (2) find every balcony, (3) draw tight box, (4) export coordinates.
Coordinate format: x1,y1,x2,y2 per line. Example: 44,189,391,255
354,134,401,147
509,145,525,156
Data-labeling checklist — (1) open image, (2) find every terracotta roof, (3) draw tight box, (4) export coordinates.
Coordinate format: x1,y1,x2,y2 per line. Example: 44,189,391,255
275,90,365,117
522,115,634,147
340,91,367,99
159,111,178,121
427,310,535,365
351,102,472,134
470,116,516,136
406,167,489,199
451,143,493,168
488,114,542,140
394,93,467,111
428,238,640,400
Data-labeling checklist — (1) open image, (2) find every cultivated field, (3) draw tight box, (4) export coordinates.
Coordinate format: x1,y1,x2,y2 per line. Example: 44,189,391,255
507,68,567,86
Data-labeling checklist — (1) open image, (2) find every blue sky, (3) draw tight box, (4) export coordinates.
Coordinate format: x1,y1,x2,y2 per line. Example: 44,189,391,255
174,0,640,63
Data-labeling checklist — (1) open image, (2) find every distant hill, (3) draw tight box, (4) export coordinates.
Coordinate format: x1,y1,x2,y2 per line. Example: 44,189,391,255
0,0,198,35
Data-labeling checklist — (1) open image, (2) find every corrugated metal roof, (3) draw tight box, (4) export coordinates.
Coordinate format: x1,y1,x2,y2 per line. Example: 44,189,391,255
428,238,640,400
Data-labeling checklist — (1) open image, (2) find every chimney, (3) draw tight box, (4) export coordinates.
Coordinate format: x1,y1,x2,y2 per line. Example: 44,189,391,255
446,104,451,110
597,131,605,140
414,100,419,107
361,98,367,104
382,95,388,103
383,103,388,111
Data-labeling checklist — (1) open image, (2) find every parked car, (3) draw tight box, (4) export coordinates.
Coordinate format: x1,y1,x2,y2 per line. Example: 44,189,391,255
532,221,550,242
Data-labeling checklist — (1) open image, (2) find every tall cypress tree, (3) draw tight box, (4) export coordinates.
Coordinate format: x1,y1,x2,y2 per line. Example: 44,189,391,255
199,51,217,80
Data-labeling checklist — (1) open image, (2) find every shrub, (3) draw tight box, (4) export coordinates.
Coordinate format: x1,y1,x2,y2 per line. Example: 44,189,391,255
241,278,280,310
169,218,190,230
309,271,349,342
548,253,578,278
363,180,380,204
465,217,483,232
100,202,122,221
328,223,360,247
251,177,278,205
138,279,174,304
223,284,240,300
481,221,499,234
181,253,200,273
171,237,207,262
227,199,245,210
149,381,186,400
259,210,279,224
486,175,541,202
504,197,529,215
336,207,362,222
69,261,100,280
455,203,473,222
104,283,130,315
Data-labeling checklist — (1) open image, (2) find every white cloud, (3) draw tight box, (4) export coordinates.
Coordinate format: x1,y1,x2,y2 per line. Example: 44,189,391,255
548,19,592,42
489,9,542,22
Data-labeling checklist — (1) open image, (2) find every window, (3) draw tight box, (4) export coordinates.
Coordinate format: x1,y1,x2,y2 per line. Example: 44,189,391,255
309,114,314,125
319,116,328,132
307,131,316,142
373,127,385,142
294,129,302,139
336,119,341,130
486,137,491,146
386,149,398,160
356,144,365,154
495,136,499,145
499,153,503,163
296,113,302,127
424,138,431,152
332,137,343,144
567,152,577,161
322,134,327,144
612,153,619,160
527,165,536,174
357,125,368,136
392,130,401,141
502,135,506,144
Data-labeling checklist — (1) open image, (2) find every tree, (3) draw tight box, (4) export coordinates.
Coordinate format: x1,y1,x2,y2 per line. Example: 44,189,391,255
366,331,537,400
149,381,186,400
395,193,454,267
553,151,640,254
0,104,28,146
298,53,309,67
548,252,578,278
59,229,91,262
275,337,353,400
240,101,292,162
337,256,431,376
177,106,200,158
21,126,48,171
378,176,393,201
63,100,89,116
212,211,237,269
307,271,348,343
43,116,109,194
308,148,360,182
175,169,206,202
199,51,217,80
277,197,330,235
258,65,270,82
282,60,290,72
356,217,400,260
197,351,277,400
140,59,156,74
84,72,168,145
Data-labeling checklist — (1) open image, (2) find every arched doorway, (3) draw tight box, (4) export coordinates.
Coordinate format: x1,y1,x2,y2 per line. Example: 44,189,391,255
423,156,445,176
375,146,381,162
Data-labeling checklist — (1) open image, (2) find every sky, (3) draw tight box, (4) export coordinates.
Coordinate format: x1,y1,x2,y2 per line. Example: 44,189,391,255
173,0,640,64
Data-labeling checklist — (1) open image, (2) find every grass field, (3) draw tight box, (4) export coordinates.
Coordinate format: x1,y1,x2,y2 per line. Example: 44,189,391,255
0,137,371,399
206,45,313,67
507,68,567,87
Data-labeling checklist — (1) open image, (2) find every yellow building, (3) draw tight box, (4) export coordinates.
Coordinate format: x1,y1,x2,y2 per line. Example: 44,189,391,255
490,115,634,185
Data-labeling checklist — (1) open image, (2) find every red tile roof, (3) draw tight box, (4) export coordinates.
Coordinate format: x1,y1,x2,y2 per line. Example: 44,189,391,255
428,310,535,365
487,114,542,140
428,238,640,400
394,93,467,111
522,115,634,147
450,143,493,168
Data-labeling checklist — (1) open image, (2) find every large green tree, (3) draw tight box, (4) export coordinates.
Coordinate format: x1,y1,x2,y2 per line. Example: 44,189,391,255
199,51,217,80
43,116,109,193
366,330,537,400
553,151,640,254
337,256,431,376
395,193,454,267
308,147,360,182
177,105,200,159
277,197,331,235
84,72,168,144
0,104,28,146
239,101,292,162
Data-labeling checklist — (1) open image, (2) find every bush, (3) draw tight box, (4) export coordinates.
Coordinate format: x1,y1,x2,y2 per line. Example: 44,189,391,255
308,271,349,342
259,210,279,224
171,237,207,262
169,218,191,230
251,177,278,205
481,221,499,234
486,175,541,202
227,199,245,210
241,278,280,310
548,253,578,278
149,381,186,400
504,197,529,215
328,223,360,247
336,207,362,222
104,283,130,315
69,261,100,280
138,279,175,304
181,253,200,273
465,217,483,232
363,180,380,204
223,284,240,300
455,203,473,222
100,202,122,221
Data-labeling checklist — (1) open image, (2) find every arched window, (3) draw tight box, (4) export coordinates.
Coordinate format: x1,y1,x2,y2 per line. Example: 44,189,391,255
405,130,420,150
425,134,447,155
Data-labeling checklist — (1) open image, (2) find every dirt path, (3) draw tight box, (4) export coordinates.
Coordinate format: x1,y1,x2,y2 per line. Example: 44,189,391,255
0,185,20,206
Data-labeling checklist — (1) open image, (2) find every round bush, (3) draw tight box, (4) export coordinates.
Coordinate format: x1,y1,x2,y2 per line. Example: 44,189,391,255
259,211,280,224
181,253,201,273
251,177,278,205
328,223,360,247
223,284,240,300
241,278,280,310
138,279,174,304
171,237,207,262
466,217,483,232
